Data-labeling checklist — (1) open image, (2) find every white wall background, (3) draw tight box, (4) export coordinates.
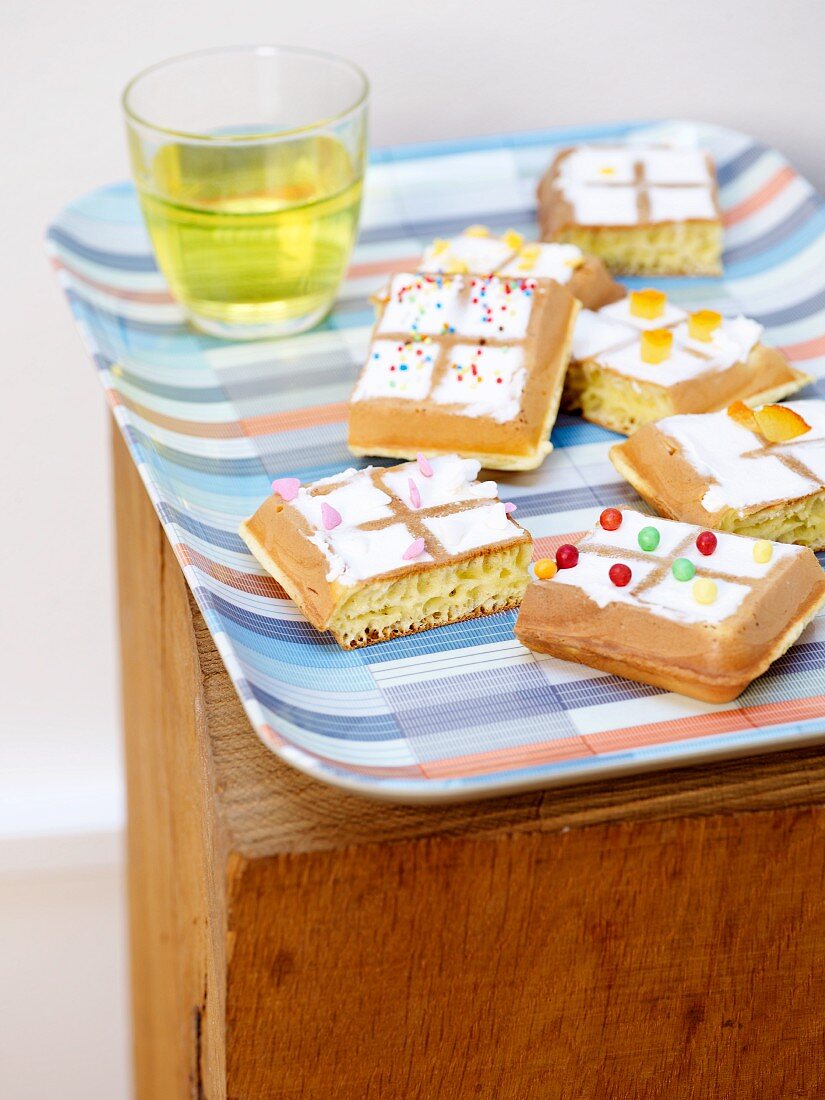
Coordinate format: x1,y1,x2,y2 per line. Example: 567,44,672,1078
1,2,823,1096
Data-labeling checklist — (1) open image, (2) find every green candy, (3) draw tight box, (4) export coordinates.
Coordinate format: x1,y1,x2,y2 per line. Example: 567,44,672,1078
672,557,696,581
637,526,661,552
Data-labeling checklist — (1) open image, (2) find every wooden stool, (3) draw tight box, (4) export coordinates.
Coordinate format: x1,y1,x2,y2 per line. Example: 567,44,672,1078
115,429,825,1099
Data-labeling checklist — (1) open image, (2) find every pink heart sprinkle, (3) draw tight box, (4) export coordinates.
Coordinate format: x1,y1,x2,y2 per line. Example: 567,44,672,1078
403,537,426,560
503,502,517,514
321,502,342,530
408,478,421,508
271,477,300,502
416,452,433,478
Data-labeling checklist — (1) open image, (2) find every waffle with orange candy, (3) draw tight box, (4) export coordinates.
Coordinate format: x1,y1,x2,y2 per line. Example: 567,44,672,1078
562,289,810,435
610,399,825,550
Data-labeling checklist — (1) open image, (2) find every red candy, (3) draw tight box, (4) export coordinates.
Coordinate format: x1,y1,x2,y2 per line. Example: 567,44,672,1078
600,507,622,531
556,543,579,570
696,530,718,556
609,563,632,587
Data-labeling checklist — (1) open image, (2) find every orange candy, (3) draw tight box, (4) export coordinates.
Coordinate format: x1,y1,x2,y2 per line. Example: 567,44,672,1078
534,558,558,580
727,400,759,432
688,309,722,342
640,328,673,364
629,288,666,320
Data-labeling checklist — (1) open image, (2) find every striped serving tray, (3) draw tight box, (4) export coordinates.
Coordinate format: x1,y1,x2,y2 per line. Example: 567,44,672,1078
49,119,825,803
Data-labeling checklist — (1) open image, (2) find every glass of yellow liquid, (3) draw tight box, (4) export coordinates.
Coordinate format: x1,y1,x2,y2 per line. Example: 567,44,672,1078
123,46,368,339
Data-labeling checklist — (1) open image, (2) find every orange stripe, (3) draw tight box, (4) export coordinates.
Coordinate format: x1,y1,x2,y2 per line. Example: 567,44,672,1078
241,401,348,437
50,257,175,304
422,735,594,779
114,392,245,438
779,334,825,362
586,694,825,754
532,532,586,561
177,545,288,598
347,255,420,279
723,165,796,227
421,695,825,780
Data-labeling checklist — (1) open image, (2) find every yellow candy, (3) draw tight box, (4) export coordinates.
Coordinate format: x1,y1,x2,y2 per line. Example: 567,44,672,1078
688,309,722,342
753,539,773,564
598,165,616,177
520,244,541,260
502,229,524,250
640,328,673,364
445,260,468,275
517,258,535,273
630,288,667,320
431,238,450,256
464,224,490,237
534,558,558,580
693,578,718,605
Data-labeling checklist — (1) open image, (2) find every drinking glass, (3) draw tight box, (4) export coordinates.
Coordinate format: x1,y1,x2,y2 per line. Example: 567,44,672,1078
123,45,369,339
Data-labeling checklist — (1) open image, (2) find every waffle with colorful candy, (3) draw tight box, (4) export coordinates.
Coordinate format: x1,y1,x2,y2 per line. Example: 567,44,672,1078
418,225,625,310
514,508,825,703
240,455,532,649
537,145,723,275
562,289,809,435
347,271,579,471
611,400,825,550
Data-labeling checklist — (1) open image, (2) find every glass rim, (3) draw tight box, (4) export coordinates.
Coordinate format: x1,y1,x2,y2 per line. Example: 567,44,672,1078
122,44,370,143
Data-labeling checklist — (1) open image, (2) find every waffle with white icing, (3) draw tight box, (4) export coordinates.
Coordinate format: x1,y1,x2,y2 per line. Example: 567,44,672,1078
347,271,579,471
418,226,625,310
562,290,809,435
515,508,825,703
240,456,532,649
537,145,723,275
611,400,825,550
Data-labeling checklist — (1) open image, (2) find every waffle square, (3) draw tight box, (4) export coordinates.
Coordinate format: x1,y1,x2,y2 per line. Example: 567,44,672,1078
515,508,825,702
240,455,532,649
348,272,579,471
418,226,625,310
611,400,825,550
562,294,809,435
537,145,723,275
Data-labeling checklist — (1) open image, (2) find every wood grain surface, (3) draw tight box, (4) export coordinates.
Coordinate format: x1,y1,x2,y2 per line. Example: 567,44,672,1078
114,428,825,1099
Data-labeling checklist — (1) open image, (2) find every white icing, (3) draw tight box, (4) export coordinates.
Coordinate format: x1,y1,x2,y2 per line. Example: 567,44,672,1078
293,469,394,529
380,455,497,510
638,149,711,185
646,186,718,223
497,243,582,283
376,273,533,341
637,575,750,624
571,309,633,360
319,522,433,583
547,509,796,626
419,233,513,275
600,341,715,387
671,315,762,371
559,183,640,226
430,344,526,422
556,147,638,184
551,552,658,608
351,339,438,402
660,410,821,513
586,508,693,559
423,503,521,555
377,274,463,336
599,297,687,332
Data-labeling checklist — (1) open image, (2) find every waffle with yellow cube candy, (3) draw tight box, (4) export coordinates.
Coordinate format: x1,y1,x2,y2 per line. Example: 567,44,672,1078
537,144,723,275
610,399,825,550
348,269,579,471
562,288,810,435
514,508,825,703
239,455,532,649
418,225,625,310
